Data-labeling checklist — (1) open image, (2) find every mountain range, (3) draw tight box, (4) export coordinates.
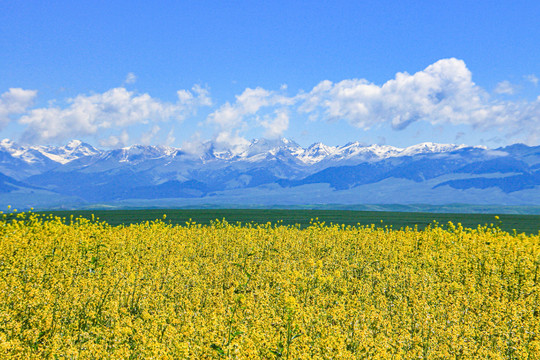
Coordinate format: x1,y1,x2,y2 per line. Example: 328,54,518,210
1,138,540,211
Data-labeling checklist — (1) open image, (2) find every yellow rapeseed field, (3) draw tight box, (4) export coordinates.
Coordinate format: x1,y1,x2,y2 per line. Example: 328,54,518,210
1,210,540,359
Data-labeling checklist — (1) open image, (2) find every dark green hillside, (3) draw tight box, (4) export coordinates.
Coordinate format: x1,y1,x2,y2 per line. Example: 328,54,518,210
38,209,540,235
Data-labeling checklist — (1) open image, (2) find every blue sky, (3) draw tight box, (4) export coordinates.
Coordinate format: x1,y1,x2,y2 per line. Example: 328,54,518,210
1,0,539,149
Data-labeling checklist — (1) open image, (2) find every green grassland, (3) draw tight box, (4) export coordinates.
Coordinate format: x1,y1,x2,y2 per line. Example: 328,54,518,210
39,209,540,234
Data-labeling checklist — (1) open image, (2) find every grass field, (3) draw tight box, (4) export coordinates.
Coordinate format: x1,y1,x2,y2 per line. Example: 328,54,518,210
40,208,540,234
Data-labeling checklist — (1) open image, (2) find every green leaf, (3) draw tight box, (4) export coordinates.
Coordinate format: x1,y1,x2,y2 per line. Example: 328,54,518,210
269,349,283,357
210,344,226,356
232,330,244,338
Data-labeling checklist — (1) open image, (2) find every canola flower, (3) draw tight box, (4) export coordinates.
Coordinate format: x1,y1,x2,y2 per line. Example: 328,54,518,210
1,211,540,359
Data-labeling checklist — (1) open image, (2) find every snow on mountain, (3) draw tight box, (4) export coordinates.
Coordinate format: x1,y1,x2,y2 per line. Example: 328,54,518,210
0,139,16,151
299,143,338,164
239,138,301,158
331,142,402,162
294,142,472,165
38,140,100,164
115,145,178,163
0,138,100,165
2,137,540,210
398,142,470,156
1,138,484,168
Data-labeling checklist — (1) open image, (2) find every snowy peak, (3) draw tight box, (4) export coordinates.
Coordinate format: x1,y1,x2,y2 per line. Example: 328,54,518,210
0,139,100,165
0,140,55,165
191,138,304,162
0,138,491,168
300,143,338,164
66,139,83,148
336,143,402,160
3,138,540,209
399,142,467,156
1,138,16,149
105,145,177,164
238,138,302,159
61,140,100,157
45,140,100,164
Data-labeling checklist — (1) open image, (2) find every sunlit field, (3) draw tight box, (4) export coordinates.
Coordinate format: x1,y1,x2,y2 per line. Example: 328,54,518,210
2,210,540,359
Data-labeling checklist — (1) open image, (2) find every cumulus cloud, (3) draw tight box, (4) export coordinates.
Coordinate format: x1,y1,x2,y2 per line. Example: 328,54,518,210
0,88,37,129
260,109,289,138
199,60,540,146
298,58,540,141
209,87,276,129
494,80,516,95
207,87,293,147
100,130,129,148
177,84,212,108
3,58,540,147
17,85,211,144
180,132,207,155
214,131,251,152
140,125,161,145
299,58,496,130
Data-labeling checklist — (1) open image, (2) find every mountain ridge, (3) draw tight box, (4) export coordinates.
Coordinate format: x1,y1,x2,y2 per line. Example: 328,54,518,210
1,138,481,166
1,138,539,210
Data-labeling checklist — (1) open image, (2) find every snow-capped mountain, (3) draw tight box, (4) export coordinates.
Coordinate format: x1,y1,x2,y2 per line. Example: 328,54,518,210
1,139,99,164
1,138,540,209
0,137,476,168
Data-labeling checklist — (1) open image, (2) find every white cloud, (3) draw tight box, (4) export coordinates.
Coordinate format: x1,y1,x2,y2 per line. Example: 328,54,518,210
526,74,539,86
208,87,271,129
3,58,540,147
0,88,37,129
494,80,516,95
260,109,289,138
180,132,206,155
214,131,251,151
207,87,293,147
17,86,211,143
165,127,176,146
201,59,540,146
297,58,540,142
124,72,137,85
100,130,129,148
177,84,212,108
140,125,161,145
299,58,495,130
498,96,540,144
